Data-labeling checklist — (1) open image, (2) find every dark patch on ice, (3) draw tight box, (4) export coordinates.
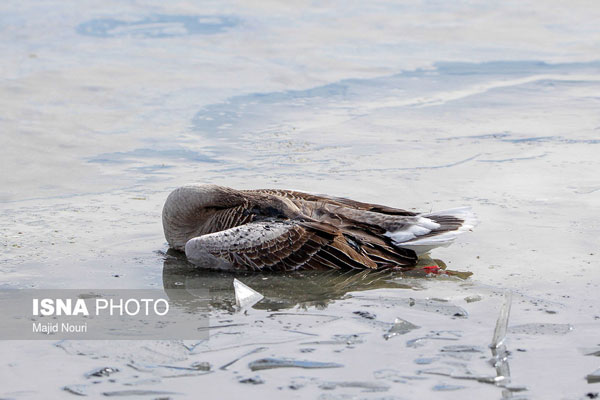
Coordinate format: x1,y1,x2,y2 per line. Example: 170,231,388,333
353,310,376,320
414,357,438,365
440,345,484,353
581,348,600,357
586,368,600,384
300,348,315,353
500,136,555,143
85,367,119,378
248,358,343,371
464,294,482,303
432,383,465,391
238,375,265,385
77,15,238,38
190,361,211,371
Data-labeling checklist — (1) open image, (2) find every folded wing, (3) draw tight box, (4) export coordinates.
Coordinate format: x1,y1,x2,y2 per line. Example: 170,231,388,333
184,220,400,271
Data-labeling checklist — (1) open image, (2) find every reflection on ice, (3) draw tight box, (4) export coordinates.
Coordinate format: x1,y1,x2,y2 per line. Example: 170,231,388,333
162,250,454,311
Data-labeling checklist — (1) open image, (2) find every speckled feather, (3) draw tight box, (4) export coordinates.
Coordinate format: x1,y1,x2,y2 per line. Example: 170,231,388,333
163,185,475,271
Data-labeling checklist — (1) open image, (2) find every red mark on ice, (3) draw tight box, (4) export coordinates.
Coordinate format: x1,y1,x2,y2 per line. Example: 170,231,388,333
422,265,441,274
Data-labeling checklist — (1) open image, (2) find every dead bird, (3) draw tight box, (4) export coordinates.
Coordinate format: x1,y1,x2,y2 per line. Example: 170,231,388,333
162,185,476,271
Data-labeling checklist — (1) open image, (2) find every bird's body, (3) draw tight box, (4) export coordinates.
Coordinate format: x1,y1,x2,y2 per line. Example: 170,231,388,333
162,185,476,271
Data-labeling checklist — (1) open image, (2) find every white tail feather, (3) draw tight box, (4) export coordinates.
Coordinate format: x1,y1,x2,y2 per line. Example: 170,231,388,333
395,207,477,255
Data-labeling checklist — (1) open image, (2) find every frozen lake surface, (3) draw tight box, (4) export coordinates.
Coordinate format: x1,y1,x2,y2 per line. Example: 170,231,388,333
1,1,599,398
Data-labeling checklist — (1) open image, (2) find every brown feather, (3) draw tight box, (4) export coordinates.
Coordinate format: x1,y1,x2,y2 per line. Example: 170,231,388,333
165,185,431,271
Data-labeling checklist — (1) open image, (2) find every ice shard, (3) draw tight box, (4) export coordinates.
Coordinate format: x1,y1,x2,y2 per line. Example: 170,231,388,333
233,278,264,309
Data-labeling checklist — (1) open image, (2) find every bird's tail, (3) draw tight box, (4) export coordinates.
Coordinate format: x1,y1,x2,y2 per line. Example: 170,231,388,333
391,207,477,255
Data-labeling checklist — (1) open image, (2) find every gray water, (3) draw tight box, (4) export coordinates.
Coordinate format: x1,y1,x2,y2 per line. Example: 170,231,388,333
1,1,600,399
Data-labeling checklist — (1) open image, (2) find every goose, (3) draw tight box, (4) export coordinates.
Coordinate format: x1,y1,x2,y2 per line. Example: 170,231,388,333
162,185,476,271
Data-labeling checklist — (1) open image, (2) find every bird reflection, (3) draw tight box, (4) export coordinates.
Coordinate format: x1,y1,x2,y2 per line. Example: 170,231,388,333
162,249,469,312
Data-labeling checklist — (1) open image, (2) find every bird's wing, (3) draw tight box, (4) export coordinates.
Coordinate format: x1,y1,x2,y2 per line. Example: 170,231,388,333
184,220,379,271
249,189,416,216
248,189,422,267
246,189,474,258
